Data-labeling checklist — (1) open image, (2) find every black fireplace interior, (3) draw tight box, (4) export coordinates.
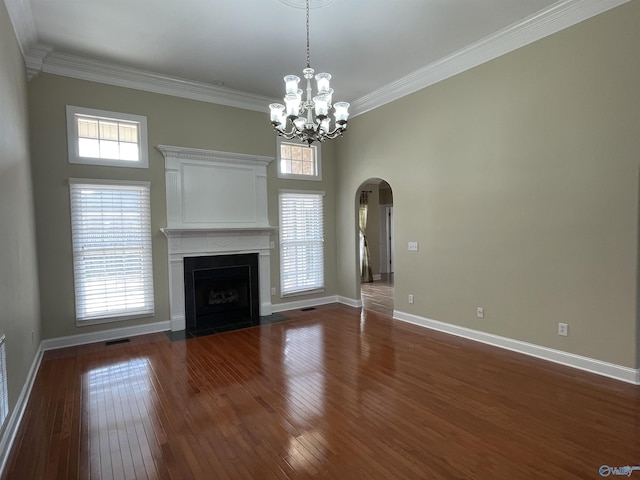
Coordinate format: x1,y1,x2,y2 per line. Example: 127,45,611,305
184,253,259,333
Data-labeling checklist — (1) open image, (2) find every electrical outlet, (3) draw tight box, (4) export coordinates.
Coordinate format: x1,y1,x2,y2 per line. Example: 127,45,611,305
408,241,419,251
408,294,414,304
476,307,484,318
558,323,568,336
271,287,276,296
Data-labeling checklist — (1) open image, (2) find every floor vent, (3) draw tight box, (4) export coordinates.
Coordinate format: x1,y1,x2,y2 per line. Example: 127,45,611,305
300,307,316,312
105,338,131,346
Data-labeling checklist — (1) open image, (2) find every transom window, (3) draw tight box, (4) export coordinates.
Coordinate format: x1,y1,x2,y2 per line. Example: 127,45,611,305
277,138,322,181
66,105,148,168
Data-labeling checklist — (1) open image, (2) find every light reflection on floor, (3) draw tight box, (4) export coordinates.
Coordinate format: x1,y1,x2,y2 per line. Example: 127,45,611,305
85,358,153,478
283,324,327,470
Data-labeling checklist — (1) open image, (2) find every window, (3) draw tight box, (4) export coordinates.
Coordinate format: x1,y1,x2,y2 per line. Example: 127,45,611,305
279,191,325,296
69,179,154,324
277,137,322,181
66,106,148,168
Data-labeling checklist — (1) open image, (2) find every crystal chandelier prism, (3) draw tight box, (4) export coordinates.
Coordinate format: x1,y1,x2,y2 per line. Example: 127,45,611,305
269,0,349,145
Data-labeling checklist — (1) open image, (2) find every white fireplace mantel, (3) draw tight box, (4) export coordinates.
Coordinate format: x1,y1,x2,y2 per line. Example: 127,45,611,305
157,146,277,331
157,144,274,230
161,227,278,238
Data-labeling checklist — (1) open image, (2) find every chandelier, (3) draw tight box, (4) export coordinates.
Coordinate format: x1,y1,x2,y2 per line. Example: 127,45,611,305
269,0,349,145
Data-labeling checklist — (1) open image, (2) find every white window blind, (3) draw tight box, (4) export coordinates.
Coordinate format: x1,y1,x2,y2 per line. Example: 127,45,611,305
69,180,154,324
279,191,325,296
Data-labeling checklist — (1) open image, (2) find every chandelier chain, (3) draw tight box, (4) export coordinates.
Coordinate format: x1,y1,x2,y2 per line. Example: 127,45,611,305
306,0,311,68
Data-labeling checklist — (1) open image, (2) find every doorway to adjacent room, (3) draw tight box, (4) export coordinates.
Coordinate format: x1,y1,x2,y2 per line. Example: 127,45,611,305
357,178,394,316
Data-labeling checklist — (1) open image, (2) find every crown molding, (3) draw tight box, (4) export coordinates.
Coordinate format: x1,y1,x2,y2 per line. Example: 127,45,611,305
3,0,37,56
6,0,276,110
23,44,51,80
7,0,630,115
35,51,279,112
350,0,632,116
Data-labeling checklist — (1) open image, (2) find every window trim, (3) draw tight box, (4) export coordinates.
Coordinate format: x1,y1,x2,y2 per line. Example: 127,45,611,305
66,105,149,168
278,189,325,297
276,137,322,181
69,178,155,325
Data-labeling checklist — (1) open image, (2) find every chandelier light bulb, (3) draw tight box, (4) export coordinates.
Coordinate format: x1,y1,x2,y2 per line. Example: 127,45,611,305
313,95,329,116
324,88,334,106
294,117,306,130
284,95,298,116
284,75,300,94
333,102,350,124
269,103,286,128
315,73,331,93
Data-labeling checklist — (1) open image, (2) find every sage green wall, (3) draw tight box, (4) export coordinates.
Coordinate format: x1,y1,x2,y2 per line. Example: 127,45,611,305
336,2,640,368
0,1,41,422
27,74,338,339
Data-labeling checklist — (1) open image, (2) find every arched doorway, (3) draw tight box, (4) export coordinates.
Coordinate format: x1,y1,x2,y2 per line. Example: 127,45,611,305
357,179,394,316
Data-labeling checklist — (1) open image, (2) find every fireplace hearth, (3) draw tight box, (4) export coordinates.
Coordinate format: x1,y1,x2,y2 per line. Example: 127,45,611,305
184,254,259,331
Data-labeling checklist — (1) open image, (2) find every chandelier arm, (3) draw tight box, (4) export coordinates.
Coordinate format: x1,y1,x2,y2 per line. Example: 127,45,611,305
323,129,346,139
272,122,346,143
273,127,299,140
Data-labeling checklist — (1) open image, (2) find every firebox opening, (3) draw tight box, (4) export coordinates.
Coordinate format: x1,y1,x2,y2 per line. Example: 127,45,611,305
194,266,250,322
184,253,259,330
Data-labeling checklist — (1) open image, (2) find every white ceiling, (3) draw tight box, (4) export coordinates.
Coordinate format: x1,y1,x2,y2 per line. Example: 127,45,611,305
6,0,626,113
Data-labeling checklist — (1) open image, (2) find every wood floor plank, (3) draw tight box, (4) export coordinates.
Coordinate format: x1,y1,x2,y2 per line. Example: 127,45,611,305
3,303,640,479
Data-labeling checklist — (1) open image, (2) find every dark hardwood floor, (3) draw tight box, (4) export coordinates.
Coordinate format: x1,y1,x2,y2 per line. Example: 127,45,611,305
3,303,640,479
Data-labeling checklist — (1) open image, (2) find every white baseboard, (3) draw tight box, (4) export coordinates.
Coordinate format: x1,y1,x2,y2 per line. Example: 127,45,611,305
373,274,382,281
271,295,363,313
260,302,273,317
41,320,171,351
0,345,43,476
169,315,185,332
337,296,363,308
271,295,339,313
393,310,640,385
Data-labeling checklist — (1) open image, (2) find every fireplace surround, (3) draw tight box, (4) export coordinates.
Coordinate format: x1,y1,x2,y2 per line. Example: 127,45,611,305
157,145,276,331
